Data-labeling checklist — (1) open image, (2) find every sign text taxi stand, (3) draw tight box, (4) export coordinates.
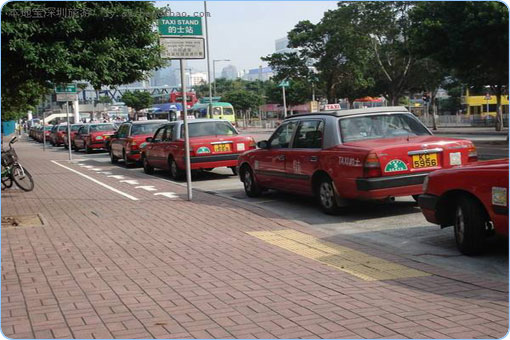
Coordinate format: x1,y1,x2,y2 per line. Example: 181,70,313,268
159,16,206,201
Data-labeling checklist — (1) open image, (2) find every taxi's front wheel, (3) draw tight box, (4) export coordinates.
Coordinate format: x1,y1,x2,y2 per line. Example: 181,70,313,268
241,166,262,197
317,177,341,214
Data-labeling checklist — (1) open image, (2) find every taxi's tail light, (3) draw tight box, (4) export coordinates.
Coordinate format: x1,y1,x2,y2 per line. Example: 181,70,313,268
248,137,256,149
128,139,139,150
467,145,478,162
364,152,382,178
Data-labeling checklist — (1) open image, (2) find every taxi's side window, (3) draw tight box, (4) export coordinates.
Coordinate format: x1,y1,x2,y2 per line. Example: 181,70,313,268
269,121,298,149
293,120,324,149
153,127,165,142
78,126,87,135
117,124,129,138
162,125,174,142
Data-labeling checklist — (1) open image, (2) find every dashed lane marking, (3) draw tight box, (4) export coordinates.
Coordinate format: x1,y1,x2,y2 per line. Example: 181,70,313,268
247,229,431,281
154,192,179,199
135,185,158,191
51,161,139,201
107,175,126,180
119,180,140,185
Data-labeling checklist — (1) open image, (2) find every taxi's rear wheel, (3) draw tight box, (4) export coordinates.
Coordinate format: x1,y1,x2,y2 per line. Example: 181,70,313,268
142,155,154,174
169,157,185,180
454,195,487,255
317,176,341,214
241,166,262,197
123,150,134,168
110,149,118,164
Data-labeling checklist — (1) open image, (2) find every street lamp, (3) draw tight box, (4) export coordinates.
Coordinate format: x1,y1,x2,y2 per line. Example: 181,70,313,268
212,59,230,96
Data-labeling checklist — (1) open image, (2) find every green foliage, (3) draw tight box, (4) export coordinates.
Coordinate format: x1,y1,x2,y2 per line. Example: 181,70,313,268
222,90,263,114
264,80,313,107
121,91,153,112
2,1,165,119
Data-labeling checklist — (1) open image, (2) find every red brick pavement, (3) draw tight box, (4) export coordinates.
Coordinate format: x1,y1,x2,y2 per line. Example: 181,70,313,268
1,138,508,339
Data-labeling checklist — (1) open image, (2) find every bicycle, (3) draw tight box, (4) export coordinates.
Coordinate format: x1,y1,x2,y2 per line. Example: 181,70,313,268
1,137,34,192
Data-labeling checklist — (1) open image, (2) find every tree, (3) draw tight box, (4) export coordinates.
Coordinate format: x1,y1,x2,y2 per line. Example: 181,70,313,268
222,90,263,117
2,2,165,120
121,91,153,120
410,1,509,130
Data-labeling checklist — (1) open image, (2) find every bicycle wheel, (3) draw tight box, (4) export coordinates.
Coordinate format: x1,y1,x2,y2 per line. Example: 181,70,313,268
2,176,13,189
12,164,34,192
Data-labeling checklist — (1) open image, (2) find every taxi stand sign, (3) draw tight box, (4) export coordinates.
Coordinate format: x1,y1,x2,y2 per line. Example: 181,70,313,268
158,16,205,202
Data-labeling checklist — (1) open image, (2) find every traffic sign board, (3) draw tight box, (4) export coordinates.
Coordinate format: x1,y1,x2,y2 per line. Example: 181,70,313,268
160,37,205,59
56,93,78,102
158,17,203,36
55,83,77,93
279,80,289,87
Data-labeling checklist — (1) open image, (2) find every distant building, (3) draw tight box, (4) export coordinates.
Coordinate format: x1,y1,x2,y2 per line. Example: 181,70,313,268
190,72,208,86
243,66,274,81
221,65,238,80
275,37,296,54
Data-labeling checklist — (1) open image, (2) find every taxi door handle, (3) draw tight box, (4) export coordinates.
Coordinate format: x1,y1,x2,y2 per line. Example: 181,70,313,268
309,156,318,162
277,155,286,161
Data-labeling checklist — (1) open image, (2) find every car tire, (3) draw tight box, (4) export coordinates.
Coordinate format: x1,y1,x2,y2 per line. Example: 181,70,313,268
454,195,488,255
142,155,154,175
317,175,342,215
85,143,92,154
241,166,262,197
169,157,185,180
230,166,238,176
110,149,118,164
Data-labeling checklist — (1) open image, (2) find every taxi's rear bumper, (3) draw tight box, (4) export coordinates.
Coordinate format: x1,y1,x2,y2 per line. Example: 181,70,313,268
356,173,428,191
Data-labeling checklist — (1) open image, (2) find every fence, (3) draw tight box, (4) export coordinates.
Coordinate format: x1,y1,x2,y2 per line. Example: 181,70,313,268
418,114,509,128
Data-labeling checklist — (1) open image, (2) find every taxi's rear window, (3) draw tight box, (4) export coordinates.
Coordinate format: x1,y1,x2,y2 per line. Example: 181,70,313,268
339,114,430,143
90,124,114,132
183,121,237,137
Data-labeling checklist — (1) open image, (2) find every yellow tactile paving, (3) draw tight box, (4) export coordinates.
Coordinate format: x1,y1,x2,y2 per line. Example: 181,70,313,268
247,230,431,281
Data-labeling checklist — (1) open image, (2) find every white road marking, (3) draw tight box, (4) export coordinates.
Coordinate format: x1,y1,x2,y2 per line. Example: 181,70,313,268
135,185,157,191
107,175,126,180
81,165,93,168
119,180,140,185
51,161,138,201
96,171,113,175
154,192,179,199
90,168,102,171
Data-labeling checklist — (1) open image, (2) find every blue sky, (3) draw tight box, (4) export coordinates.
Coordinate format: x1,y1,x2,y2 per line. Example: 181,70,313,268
157,1,338,72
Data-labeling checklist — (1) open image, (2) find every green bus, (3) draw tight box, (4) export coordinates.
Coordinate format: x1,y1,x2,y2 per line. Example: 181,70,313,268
191,102,236,125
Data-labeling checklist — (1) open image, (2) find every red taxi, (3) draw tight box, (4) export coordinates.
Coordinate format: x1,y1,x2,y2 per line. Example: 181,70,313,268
73,123,115,153
141,119,256,179
49,123,69,147
110,120,167,166
418,159,508,255
238,107,478,214
62,124,84,149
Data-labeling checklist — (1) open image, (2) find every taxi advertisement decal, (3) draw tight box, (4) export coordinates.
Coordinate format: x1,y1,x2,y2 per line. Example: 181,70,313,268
385,159,408,172
197,146,211,154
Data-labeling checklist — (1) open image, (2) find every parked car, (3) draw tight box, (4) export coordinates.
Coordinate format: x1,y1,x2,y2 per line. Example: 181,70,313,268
141,119,256,179
35,125,53,142
73,123,115,153
49,123,69,147
110,120,168,166
237,107,479,214
62,124,84,149
418,158,508,255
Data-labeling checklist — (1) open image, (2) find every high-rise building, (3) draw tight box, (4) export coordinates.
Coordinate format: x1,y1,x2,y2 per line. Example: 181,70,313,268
221,65,238,80
242,66,274,81
275,37,296,54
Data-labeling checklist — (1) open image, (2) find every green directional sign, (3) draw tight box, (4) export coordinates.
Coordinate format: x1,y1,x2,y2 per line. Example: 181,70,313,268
158,16,203,36
279,80,290,87
55,83,77,93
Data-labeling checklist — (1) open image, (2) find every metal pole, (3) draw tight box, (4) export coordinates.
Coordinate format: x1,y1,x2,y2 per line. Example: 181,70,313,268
66,102,72,160
180,59,192,201
213,61,216,97
42,110,46,151
282,86,287,118
204,1,213,119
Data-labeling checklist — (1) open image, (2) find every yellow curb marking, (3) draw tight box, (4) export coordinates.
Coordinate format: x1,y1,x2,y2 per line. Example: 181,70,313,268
247,229,430,281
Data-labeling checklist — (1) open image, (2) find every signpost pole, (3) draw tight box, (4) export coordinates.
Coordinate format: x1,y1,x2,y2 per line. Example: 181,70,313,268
42,111,46,151
282,86,287,118
180,59,192,201
66,101,72,160
204,1,213,119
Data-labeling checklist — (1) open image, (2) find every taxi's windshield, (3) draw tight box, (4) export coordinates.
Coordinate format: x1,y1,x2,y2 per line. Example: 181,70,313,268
131,123,164,136
90,124,114,132
185,122,237,137
339,114,430,143
71,125,82,131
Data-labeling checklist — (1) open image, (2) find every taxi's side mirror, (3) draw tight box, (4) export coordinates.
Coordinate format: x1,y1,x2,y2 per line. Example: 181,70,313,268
146,137,153,143
257,140,269,149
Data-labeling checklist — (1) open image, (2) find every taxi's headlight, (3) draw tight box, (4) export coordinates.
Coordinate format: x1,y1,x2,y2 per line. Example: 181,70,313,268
422,176,429,192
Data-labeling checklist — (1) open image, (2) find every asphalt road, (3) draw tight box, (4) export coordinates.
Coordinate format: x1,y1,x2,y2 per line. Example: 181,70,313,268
45,131,508,284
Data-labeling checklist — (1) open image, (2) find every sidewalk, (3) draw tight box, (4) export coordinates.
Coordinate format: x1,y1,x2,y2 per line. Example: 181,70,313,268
1,138,508,339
